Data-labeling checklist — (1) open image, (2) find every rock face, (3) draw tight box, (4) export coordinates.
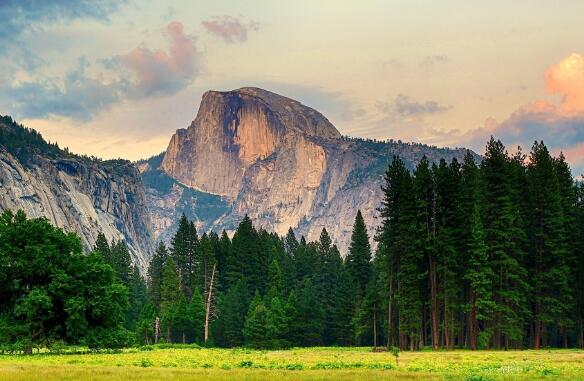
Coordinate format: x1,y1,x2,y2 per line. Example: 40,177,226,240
161,88,341,200
147,88,474,254
0,118,154,270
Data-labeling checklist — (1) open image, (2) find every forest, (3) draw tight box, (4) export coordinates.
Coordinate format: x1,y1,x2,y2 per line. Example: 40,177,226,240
0,137,583,352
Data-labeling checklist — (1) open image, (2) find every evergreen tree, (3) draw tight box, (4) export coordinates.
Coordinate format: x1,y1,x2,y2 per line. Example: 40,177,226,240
345,210,372,300
94,232,111,264
461,151,494,350
375,156,411,349
160,257,182,342
283,290,301,346
110,240,132,284
527,141,573,348
126,265,148,331
147,242,168,310
481,137,529,349
296,278,324,346
218,280,249,347
334,267,357,345
171,214,199,298
189,288,206,343
243,291,268,348
266,296,289,348
231,216,263,294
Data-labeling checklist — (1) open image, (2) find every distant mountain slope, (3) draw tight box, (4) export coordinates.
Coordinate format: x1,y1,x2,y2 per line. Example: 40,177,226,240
0,116,154,270
143,88,476,253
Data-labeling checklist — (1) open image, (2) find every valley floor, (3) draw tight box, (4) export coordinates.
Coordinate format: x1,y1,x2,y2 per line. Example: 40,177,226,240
0,347,583,380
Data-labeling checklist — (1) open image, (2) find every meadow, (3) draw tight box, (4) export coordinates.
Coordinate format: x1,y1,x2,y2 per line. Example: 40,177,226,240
1,346,583,381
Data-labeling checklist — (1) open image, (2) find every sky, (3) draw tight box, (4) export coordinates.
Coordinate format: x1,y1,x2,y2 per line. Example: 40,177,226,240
1,0,583,175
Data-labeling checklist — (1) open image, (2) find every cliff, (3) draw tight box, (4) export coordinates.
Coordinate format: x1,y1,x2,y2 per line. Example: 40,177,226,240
0,116,154,270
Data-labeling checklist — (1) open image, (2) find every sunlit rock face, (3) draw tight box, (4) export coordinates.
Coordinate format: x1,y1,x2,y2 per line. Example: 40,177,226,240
161,87,340,200
147,87,474,255
0,150,154,271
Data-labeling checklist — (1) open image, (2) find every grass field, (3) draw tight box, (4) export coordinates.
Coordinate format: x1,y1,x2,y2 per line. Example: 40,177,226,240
1,346,583,380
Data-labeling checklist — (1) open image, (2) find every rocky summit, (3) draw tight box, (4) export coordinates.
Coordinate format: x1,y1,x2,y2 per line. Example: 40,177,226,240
141,87,474,253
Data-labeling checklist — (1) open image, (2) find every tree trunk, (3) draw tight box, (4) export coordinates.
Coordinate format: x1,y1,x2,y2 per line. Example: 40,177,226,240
154,317,160,344
579,319,584,349
469,290,477,350
387,273,394,349
429,253,439,350
534,320,541,349
373,309,377,349
204,263,217,345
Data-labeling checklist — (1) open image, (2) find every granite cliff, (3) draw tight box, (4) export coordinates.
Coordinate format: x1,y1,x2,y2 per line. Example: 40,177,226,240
143,88,473,253
0,116,154,270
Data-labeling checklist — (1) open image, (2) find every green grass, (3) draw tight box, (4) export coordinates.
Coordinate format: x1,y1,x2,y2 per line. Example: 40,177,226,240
1,347,583,380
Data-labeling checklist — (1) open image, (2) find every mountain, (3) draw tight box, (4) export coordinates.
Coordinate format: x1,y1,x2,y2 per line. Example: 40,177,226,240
0,116,154,270
141,87,474,252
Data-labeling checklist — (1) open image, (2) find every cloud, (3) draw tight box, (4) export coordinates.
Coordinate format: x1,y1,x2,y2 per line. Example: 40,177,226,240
462,53,584,174
119,21,202,97
5,21,202,121
202,16,260,43
378,94,451,117
9,57,123,122
545,53,584,115
0,0,123,42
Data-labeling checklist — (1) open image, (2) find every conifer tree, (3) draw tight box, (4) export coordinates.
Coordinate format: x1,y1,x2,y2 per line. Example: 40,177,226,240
189,288,206,343
160,257,182,342
218,280,249,347
481,137,529,349
346,210,372,300
243,291,268,348
147,242,168,310
527,141,573,348
375,156,410,348
266,296,289,348
94,232,111,264
110,240,132,284
283,290,301,346
126,265,148,330
296,278,324,346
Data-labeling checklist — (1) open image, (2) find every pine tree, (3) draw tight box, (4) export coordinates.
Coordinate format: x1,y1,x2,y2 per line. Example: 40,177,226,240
410,156,435,350
527,141,573,348
171,214,199,298
218,280,249,347
375,156,411,348
126,265,148,330
346,210,372,300
94,232,111,264
243,291,268,348
160,257,182,342
334,267,357,345
296,278,324,346
189,288,205,344
283,290,301,346
266,296,289,348
110,240,132,284
231,216,263,294
481,137,529,349
147,242,168,310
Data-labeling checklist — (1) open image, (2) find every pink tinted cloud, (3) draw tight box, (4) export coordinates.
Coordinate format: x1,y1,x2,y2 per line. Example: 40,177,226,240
560,142,584,167
460,54,584,173
545,53,584,115
202,16,259,43
121,21,200,96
